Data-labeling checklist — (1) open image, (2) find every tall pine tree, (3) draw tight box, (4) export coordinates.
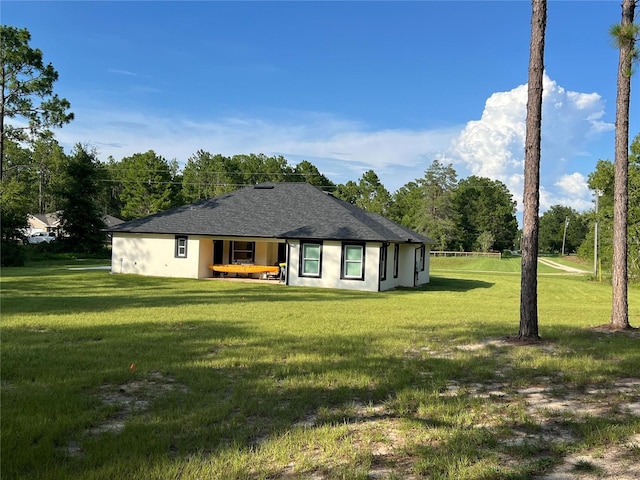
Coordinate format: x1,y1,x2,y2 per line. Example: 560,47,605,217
609,0,638,330
519,0,547,341
57,145,106,253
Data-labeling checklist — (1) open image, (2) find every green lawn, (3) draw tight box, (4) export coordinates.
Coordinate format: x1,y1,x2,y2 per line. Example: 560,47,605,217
1,259,639,479
429,255,565,273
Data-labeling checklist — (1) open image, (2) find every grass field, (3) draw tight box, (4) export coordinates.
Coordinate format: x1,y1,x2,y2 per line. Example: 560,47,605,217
1,257,639,479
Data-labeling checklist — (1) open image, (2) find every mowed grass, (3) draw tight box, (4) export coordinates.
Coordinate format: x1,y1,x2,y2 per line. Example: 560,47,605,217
429,255,567,273
1,258,639,479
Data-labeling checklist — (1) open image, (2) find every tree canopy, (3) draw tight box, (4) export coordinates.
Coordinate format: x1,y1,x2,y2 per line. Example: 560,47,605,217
181,151,239,202
452,176,518,252
110,150,180,220
579,133,640,280
335,170,391,215
55,145,106,253
538,205,587,254
0,26,74,180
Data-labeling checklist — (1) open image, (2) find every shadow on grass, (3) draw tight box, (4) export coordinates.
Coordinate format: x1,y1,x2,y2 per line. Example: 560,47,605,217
1,271,376,316
3,268,639,478
2,271,493,316
3,315,640,479
0,320,457,478
417,275,494,292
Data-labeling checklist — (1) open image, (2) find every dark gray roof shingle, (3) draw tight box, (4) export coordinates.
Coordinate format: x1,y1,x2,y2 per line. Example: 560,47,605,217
107,183,433,244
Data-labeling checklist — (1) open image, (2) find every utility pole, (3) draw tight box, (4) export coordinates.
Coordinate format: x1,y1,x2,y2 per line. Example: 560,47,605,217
594,190,602,277
561,216,569,256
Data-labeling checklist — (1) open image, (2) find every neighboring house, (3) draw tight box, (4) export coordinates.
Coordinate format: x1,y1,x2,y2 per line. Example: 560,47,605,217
106,183,434,292
27,212,62,235
26,212,124,237
103,214,125,229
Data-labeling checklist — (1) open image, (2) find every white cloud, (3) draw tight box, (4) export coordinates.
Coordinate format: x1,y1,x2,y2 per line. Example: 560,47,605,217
56,108,458,189
555,172,588,196
108,69,137,76
444,73,612,212
54,73,611,210
551,172,593,211
447,83,528,181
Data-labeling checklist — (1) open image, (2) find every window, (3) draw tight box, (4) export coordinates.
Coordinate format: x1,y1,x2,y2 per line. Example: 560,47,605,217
379,244,388,281
300,242,322,277
393,243,399,278
418,245,426,271
342,243,365,280
232,241,255,263
175,236,188,258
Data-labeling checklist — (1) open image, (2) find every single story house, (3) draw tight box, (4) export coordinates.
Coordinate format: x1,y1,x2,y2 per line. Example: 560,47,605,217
27,212,124,236
27,212,62,235
106,183,433,292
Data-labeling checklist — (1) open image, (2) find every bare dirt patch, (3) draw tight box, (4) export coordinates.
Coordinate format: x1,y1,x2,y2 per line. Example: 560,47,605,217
592,324,640,336
280,374,640,479
409,339,640,479
540,441,640,480
280,374,639,479
64,371,188,458
63,341,639,479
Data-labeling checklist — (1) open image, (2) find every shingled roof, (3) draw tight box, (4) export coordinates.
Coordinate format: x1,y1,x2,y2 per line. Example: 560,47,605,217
107,183,432,244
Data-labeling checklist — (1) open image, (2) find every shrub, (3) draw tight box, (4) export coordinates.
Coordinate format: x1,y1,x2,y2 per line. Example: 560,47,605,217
1,241,26,267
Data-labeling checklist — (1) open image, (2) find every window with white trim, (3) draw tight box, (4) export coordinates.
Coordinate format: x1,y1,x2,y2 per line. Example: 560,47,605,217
342,243,365,280
300,242,322,277
175,236,188,258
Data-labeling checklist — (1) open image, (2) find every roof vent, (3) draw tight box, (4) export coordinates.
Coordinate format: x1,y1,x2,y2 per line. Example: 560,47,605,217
254,184,275,190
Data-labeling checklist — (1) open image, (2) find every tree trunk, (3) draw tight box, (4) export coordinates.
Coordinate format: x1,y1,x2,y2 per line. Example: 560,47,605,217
610,0,635,330
1,73,5,182
519,0,547,340
0,110,4,182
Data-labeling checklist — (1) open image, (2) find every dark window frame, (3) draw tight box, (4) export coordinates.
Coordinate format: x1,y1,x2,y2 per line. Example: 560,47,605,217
393,243,399,278
379,243,388,281
231,240,255,263
341,242,366,281
299,241,323,278
175,236,188,258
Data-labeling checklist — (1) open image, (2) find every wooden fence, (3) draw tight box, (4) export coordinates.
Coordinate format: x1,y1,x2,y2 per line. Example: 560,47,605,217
429,251,502,258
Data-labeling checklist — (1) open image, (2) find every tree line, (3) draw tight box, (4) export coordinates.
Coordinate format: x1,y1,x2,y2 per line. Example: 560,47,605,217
4,131,639,270
1,135,521,256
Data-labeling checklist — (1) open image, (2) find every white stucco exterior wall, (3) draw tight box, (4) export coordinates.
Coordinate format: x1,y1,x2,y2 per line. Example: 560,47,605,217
287,240,380,292
376,243,430,291
111,233,430,289
112,234,286,280
112,233,202,279
254,241,270,266
378,244,398,291
198,238,214,278
418,246,430,285
286,240,430,292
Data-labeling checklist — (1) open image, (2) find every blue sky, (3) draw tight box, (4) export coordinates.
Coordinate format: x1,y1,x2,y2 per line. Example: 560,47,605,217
4,1,638,214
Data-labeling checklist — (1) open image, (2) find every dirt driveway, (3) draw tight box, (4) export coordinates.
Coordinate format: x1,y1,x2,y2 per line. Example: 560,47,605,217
538,257,591,274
